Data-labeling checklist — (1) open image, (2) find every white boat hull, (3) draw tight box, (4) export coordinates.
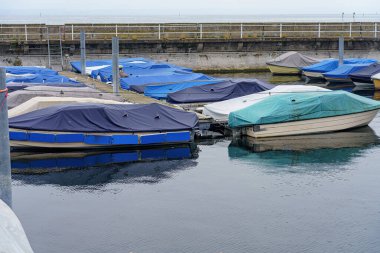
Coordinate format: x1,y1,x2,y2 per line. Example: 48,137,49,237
240,110,379,138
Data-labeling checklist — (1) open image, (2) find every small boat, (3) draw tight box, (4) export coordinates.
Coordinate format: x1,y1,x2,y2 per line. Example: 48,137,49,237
229,91,380,138
166,79,274,104
0,199,34,253
303,58,377,81
372,73,380,90
9,103,198,149
203,85,329,122
324,63,376,83
8,97,127,118
349,63,380,87
7,86,124,109
266,51,320,75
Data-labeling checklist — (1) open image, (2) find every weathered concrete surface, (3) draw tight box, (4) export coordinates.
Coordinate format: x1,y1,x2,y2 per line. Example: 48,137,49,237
1,38,380,71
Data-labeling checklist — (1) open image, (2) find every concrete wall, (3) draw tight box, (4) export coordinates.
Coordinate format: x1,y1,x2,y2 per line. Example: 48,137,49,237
1,38,380,71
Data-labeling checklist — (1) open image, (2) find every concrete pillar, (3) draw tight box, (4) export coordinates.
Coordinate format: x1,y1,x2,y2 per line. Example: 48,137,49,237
112,37,120,95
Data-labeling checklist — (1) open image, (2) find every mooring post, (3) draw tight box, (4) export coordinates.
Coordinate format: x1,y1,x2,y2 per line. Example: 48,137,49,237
24,24,28,42
240,23,243,39
339,36,344,65
318,23,321,38
47,27,51,68
279,23,282,38
80,30,86,75
112,36,120,95
375,23,378,38
0,68,11,208
199,24,203,39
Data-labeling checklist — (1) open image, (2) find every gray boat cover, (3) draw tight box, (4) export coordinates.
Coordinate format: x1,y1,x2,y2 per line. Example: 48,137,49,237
7,86,124,109
9,103,198,132
266,51,320,68
167,79,274,104
7,82,87,93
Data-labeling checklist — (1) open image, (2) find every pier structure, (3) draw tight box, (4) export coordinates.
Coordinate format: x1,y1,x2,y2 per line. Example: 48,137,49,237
0,22,379,71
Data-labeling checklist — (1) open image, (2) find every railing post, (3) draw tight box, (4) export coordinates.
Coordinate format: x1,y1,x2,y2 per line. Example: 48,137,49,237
240,23,243,39
47,27,51,68
24,24,28,42
318,23,321,38
375,23,378,38
199,24,203,39
349,23,352,38
115,24,118,36
279,23,282,38
158,24,161,40
71,24,74,40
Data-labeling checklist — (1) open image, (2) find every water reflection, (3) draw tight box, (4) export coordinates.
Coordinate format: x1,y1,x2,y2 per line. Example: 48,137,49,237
229,127,379,170
12,145,198,188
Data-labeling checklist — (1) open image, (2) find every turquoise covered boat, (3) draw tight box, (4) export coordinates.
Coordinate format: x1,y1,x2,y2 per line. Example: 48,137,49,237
229,91,380,138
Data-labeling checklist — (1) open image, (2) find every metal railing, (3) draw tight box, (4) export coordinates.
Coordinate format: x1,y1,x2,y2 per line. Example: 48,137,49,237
0,22,379,42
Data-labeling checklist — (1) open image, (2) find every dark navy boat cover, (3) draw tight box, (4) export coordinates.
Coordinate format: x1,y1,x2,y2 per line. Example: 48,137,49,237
9,103,198,132
166,79,274,104
349,63,380,83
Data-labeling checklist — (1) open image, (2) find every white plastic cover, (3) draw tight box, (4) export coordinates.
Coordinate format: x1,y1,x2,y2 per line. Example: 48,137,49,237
0,200,34,253
203,85,330,122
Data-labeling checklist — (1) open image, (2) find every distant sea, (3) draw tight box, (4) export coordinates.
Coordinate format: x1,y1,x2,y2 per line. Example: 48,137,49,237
1,14,380,24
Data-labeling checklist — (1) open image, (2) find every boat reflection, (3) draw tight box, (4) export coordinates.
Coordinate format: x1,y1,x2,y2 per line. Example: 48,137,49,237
11,144,198,187
228,127,379,169
268,75,303,84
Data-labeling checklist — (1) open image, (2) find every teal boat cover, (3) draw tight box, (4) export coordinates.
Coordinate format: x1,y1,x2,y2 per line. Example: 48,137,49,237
228,91,380,128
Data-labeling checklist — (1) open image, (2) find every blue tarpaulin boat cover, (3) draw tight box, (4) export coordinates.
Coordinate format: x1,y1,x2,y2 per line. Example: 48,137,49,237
9,103,198,132
70,58,154,73
4,66,58,75
229,91,380,127
143,80,223,99
167,79,274,103
349,63,380,82
120,73,214,90
323,64,373,79
6,74,79,84
302,58,377,73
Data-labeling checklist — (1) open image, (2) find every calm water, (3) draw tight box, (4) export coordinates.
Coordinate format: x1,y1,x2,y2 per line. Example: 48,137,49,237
6,74,380,253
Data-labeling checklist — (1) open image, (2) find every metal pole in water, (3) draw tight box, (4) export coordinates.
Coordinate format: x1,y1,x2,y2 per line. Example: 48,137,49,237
0,68,11,208
112,36,120,95
339,36,344,65
80,30,86,75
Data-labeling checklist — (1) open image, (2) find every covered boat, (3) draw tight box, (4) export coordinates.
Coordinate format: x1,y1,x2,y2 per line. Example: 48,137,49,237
8,97,126,118
323,64,374,83
266,52,320,75
229,91,380,138
6,74,79,84
203,85,329,122
302,58,377,80
120,73,214,90
7,82,87,93
5,66,57,75
9,103,198,149
372,73,380,90
349,63,380,86
143,79,222,99
166,79,274,104
7,86,124,109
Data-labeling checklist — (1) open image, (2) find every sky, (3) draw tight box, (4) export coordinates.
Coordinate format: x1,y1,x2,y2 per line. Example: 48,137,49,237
0,0,378,16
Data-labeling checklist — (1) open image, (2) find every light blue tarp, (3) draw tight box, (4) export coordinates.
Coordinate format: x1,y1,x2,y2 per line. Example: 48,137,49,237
6,74,79,84
302,58,377,73
144,80,223,99
95,65,191,82
229,91,380,128
323,64,373,79
70,58,155,73
120,73,214,90
4,66,58,75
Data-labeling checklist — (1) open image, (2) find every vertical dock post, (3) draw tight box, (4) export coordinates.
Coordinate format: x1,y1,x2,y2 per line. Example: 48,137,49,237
375,23,378,38
24,24,28,42
339,36,344,65
80,30,86,75
158,24,161,40
279,23,282,38
0,68,11,207
112,36,120,95
47,27,51,68
199,24,203,39
318,23,321,38
240,23,243,39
